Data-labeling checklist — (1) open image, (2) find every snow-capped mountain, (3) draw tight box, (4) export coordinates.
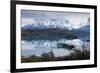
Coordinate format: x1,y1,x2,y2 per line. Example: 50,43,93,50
22,17,90,31
22,19,73,30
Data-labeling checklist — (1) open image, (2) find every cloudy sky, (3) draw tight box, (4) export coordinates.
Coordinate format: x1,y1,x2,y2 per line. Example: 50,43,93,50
21,10,90,28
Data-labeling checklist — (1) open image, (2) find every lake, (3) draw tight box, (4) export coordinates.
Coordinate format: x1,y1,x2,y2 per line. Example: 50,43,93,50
21,39,90,57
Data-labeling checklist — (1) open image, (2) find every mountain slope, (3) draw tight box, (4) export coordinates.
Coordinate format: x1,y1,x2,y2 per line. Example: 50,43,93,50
22,19,73,30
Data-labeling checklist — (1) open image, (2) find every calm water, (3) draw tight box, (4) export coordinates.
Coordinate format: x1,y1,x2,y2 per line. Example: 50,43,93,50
21,39,90,57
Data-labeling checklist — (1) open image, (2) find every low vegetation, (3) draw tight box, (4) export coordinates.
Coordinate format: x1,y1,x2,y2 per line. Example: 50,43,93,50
21,49,90,63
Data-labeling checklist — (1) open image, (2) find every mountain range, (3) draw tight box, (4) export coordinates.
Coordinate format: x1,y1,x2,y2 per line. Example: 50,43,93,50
21,18,90,41
22,18,90,31
22,19,75,30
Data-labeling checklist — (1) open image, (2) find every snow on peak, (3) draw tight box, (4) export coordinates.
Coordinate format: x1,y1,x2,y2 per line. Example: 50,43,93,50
22,18,73,30
22,18,89,30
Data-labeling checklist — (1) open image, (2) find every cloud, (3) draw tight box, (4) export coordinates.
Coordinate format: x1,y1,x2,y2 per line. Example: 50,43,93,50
21,10,90,27
22,18,36,27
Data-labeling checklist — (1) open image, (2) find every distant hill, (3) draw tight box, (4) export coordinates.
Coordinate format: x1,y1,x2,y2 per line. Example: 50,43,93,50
71,25,90,41
21,28,78,41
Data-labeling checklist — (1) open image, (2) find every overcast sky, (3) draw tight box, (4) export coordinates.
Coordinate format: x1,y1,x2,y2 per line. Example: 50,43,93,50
21,10,90,27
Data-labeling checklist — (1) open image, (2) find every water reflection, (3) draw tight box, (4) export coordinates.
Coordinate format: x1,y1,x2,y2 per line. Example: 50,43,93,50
21,39,90,57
